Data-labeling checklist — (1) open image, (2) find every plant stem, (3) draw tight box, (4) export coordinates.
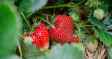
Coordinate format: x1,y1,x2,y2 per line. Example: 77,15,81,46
20,11,32,31
39,17,55,28
44,3,75,9
16,39,23,58
43,0,85,9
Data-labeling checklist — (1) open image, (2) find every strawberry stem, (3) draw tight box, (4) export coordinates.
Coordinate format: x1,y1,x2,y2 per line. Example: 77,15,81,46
16,39,23,58
20,11,32,31
39,16,55,28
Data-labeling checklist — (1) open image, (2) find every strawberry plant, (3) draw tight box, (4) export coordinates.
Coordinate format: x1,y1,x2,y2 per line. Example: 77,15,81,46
0,0,112,59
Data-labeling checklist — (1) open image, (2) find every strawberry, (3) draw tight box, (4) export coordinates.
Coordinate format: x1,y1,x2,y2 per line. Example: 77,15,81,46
49,27,75,44
31,22,49,51
49,27,80,44
49,15,80,44
55,15,74,34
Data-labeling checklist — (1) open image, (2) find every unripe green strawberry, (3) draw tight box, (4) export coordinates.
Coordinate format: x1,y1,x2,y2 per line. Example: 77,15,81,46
94,8,105,20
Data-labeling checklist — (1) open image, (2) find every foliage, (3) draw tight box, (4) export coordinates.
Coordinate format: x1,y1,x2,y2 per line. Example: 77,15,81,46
88,16,112,46
0,3,22,56
1,0,112,59
47,44,85,59
18,0,47,17
108,47,112,59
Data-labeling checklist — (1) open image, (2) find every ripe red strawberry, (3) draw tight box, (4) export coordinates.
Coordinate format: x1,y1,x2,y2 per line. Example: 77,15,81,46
49,27,75,44
55,15,74,34
49,15,80,44
31,22,49,51
49,27,80,44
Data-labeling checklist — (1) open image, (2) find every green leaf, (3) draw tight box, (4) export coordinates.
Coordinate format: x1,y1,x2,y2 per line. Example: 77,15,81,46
0,3,22,56
0,0,15,4
22,43,85,59
0,54,21,59
95,29,112,46
103,16,112,30
108,47,112,59
22,43,47,59
48,44,85,59
88,16,106,30
88,16,112,46
19,0,47,17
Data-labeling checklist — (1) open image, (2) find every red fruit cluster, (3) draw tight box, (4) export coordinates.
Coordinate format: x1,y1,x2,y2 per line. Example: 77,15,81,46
30,15,80,50
49,15,80,44
31,22,49,50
